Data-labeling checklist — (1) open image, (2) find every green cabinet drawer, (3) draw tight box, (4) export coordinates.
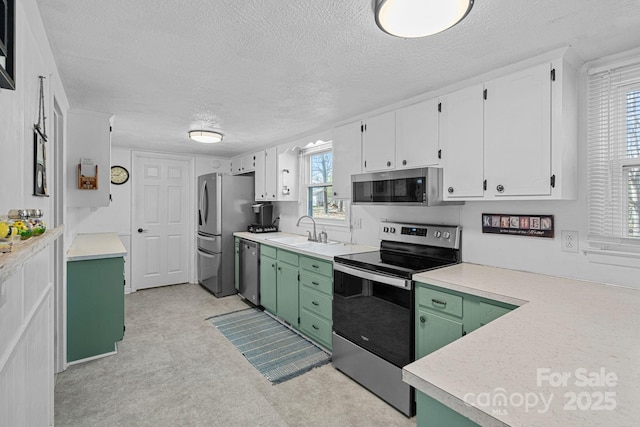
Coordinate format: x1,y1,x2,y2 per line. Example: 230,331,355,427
300,309,332,350
418,284,463,318
261,244,277,259
300,256,333,278
478,301,513,326
300,272,333,296
278,248,299,266
300,287,332,321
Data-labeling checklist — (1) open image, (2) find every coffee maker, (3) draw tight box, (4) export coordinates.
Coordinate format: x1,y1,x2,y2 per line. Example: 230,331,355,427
248,203,278,233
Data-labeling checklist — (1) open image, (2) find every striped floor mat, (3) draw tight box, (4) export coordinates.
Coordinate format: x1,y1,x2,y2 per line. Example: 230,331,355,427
208,308,331,384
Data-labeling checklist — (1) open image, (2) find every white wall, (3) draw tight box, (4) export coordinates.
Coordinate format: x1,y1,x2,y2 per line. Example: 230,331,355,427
0,0,69,425
69,149,231,290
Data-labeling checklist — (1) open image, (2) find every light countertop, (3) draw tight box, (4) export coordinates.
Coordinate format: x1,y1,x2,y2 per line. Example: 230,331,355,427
404,263,639,426
233,231,376,261
67,233,127,261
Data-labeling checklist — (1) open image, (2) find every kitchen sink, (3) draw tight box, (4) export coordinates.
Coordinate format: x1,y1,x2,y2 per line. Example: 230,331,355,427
266,236,341,248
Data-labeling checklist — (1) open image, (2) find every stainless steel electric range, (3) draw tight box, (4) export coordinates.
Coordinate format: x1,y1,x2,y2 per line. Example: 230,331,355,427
332,221,462,417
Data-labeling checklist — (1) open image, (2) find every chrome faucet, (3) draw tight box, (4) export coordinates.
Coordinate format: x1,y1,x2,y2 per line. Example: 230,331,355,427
296,215,318,242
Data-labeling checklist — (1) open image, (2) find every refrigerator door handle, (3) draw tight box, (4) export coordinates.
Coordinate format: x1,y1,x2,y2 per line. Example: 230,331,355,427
198,179,206,226
203,181,209,224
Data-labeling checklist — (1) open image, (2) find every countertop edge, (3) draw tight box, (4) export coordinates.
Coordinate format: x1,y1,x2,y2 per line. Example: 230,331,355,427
233,231,376,261
66,232,127,262
402,368,509,427
0,225,64,284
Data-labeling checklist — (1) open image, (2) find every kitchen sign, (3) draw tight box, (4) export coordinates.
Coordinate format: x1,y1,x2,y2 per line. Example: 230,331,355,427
482,214,554,238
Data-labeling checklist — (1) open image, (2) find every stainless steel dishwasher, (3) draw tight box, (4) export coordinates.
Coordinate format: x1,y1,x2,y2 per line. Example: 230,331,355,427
239,239,260,305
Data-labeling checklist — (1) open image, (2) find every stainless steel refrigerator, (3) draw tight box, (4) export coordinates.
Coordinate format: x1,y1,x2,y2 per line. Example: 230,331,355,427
197,173,254,297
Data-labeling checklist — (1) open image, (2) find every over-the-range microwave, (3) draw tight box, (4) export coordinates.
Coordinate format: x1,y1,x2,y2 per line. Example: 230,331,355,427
351,167,458,206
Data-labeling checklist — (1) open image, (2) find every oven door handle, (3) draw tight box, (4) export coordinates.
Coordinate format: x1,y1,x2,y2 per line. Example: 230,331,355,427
334,263,412,290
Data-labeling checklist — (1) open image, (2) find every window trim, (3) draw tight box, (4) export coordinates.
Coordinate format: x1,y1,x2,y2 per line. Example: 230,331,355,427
586,52,640,264
300,143,350,229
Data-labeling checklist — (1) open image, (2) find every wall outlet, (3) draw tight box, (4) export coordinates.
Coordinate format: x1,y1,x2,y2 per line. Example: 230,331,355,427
561,230,579,253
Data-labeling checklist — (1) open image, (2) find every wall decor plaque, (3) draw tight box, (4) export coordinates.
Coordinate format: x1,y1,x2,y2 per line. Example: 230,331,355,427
482,213,554,238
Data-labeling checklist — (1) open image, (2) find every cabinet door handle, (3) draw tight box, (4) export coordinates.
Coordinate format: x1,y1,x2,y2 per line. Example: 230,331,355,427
447,187,454,194
312,324,320,330
431,298,447,307
311,281,319,286
496,184,505,193
312,301,319,306
312,264,319,269
402,160,407,166
386,161,391,167
271,263,275,268
278,267,282,271
419,316,426,323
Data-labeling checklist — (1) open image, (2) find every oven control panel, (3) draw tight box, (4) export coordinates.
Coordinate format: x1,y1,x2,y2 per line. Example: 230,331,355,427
379,221,461,249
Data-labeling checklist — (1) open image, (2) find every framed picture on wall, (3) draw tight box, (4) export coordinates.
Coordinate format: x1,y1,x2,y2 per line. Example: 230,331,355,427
0,0,16,90
33,126,48,197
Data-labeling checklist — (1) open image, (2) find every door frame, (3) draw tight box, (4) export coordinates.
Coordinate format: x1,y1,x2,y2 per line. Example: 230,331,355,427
130,151,195,291
52,98,66,374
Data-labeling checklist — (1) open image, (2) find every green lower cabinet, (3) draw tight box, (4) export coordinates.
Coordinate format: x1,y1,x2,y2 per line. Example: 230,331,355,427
260,253,277,314
415,281,516,426
234,238,240,291
416,308,463,359
67,257,125,362
276,261,299,328
417,391,480,427
299,309,332,349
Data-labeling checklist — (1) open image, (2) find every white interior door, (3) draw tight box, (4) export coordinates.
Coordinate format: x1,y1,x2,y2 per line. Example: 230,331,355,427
132,154,191,290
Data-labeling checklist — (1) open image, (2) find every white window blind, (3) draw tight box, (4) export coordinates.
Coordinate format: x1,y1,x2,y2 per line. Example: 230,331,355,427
587,59,640,253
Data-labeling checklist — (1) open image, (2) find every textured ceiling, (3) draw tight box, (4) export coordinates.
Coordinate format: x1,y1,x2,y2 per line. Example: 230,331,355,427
36,0,640,157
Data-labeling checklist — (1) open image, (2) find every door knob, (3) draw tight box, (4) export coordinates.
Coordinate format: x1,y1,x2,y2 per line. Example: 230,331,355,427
137,228,147,233
419,316,426,323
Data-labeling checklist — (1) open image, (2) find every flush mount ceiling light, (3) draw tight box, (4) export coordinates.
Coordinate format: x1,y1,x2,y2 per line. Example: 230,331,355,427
188,130,223,143
375,0,474,38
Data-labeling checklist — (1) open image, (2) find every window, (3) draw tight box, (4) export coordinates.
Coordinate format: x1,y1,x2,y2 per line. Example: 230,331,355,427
302,144,347,223
587,58,640,255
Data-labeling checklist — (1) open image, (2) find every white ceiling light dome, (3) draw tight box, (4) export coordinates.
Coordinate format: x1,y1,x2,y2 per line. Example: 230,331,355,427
375,0,474,38
188,130,223,143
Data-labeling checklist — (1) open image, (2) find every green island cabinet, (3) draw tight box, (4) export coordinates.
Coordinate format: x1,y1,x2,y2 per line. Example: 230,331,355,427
415,281,517,427
67,256,125,362
259,243,333,350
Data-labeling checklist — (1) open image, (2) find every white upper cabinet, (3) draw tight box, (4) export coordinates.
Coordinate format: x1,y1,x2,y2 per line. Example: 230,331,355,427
396,99,440,169
440,84,485,199
484,62,552,197
362,111,396,172
440,54,578,201
332,121,362,200
276,145,299,202
255,147,278,201
230,153,256,175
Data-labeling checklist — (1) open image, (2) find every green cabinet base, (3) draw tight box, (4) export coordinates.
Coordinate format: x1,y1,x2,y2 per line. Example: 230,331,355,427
67,257,124,362
417,391,480,427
